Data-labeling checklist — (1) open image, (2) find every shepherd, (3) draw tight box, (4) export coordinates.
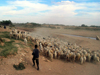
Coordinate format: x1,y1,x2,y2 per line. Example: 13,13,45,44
32,45,39,70
4,25,6,29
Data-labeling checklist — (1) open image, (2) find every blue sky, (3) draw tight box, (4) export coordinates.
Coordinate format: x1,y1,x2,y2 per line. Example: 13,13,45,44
0,0,100,25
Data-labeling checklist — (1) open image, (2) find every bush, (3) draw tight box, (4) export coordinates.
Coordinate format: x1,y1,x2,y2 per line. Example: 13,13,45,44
13,63,25,70
81,24,88,27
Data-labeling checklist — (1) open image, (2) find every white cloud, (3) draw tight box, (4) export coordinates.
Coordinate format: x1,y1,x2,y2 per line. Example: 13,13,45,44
0,0,100,25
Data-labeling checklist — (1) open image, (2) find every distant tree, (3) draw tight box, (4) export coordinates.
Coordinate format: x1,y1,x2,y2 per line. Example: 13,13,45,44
0,20,12,26
81,24,88,27
30,22,41,27
90,25,100,28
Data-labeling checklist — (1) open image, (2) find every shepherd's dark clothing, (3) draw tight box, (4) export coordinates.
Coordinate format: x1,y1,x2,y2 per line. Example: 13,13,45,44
4,26,6,29
32,49,39,58
32,48,39,70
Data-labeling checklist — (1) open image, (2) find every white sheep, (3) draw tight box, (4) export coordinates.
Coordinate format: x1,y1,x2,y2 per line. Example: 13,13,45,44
57,50,61,59
94,54,99,62
24,37,27,45
18,31,21,39
83,55,86,63
87,53,91,62
96,56,99,62
76,53,81,61
69,52,76,62
39,42,44,52
80,56,84,64
53,51,57,59
48,50,53,61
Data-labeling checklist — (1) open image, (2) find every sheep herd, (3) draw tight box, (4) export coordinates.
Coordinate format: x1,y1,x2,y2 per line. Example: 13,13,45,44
10,28,100,64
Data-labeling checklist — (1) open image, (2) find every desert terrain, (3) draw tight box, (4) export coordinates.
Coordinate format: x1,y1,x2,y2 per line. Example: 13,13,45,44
0,27,100,75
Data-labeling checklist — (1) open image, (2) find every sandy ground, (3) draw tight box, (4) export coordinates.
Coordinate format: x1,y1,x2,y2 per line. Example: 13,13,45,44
0,27,100,75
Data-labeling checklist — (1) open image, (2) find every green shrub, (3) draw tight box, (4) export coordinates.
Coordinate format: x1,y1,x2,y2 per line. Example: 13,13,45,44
13,63,25,70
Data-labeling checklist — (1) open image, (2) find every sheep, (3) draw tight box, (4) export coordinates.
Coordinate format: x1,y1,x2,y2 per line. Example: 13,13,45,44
39,42,44,52
21,31,26,39
72,53,76,62
12,28,17,34
68,46,72,50
48,42,52,47
91,53,99,62
24,37,27,45
66,53,70,61
96,56,99,62
57,51,61,59
83,50,88,59
43,42,48,47
93,54,99,62
53,51,57,59
10,29,20,39
15,33,20,40
76,53,81,61
87,53,91,62
48,50,53,61
69,52,76,62
26,36,31,41
9,30,100,64
50,52,53,61
10,29,18,39
36,39,40,46
55,48,59,51
31,37,35,42
83,55,86,63
80,56,84,65
44,46,51,57
86,49,91,53
18,31,21,39
15,31,22,40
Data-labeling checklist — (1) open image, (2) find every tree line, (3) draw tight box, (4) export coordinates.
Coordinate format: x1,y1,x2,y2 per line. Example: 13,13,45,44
81,24,100,27
0,20,12,26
